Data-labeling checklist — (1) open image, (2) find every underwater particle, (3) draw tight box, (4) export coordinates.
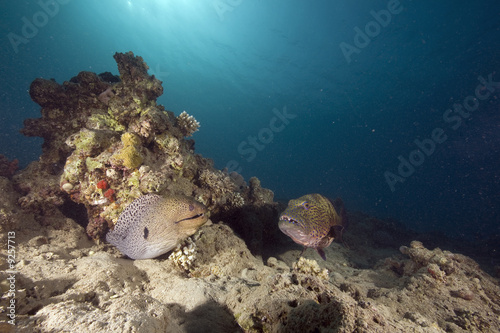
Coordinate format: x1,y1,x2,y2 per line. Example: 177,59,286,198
97,180,108,190
279,194,346,260
176,111,200,137
106,194,208,259
104,189,116,202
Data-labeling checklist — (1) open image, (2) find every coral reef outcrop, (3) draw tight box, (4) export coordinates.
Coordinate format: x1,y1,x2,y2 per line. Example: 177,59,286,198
19,51,275,242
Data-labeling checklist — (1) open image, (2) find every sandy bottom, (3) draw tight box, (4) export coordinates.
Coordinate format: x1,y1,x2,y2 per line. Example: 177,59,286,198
0,176,499,333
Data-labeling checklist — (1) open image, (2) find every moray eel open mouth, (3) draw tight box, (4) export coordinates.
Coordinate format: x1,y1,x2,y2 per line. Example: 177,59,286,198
279,215,301,225
278,215,310,245
175,213,205,224
277,193,347,260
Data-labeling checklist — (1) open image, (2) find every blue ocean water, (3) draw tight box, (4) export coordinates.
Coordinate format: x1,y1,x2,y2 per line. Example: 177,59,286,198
1,0,499,241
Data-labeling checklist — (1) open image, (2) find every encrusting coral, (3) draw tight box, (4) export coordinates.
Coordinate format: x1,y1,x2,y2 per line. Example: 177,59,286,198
18,51,276,242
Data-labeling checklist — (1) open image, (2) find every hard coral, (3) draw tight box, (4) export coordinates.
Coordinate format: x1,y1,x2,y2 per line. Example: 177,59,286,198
111,132,143,169
293,257,329,280
176,111,200,137
168,237,197,271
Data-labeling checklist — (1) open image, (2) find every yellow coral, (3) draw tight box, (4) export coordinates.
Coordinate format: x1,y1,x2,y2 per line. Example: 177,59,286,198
121,132,141,147
112,145,143,169
111,132,143,169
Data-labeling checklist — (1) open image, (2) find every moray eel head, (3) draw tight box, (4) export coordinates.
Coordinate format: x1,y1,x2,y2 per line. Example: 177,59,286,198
106,194,208,260
279,193,346,260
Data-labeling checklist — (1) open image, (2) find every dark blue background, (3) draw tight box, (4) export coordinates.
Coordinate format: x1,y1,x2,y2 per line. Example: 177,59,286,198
1,0,499,240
